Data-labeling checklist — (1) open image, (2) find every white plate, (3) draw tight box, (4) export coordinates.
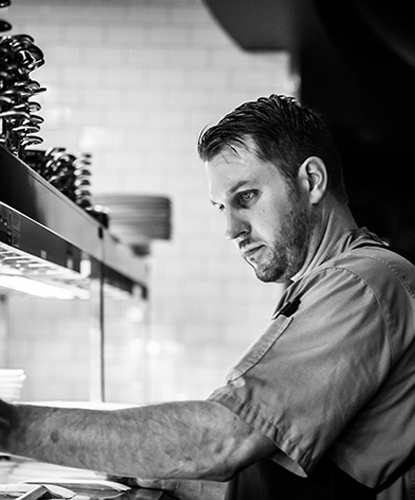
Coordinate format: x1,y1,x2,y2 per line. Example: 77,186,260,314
0,483,75,499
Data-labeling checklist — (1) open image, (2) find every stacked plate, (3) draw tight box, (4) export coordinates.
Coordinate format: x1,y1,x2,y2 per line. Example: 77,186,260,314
0,368,25,402
0,455,17,483
7,460,106,483
92,194,172,254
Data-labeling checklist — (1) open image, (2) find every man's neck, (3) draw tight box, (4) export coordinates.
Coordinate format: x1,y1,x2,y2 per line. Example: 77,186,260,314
292,201,358,281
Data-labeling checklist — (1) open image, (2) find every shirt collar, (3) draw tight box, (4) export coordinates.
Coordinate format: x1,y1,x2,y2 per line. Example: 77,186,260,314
290,224,381,283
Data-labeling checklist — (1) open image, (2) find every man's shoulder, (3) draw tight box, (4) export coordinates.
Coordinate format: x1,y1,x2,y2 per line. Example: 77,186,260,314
318,243,415,299
335,243,415,274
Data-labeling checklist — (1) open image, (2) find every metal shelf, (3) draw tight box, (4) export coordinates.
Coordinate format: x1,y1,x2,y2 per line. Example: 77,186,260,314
0,145,149,402
0,145,147,292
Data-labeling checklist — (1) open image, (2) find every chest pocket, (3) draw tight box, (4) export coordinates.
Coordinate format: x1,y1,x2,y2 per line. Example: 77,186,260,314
226,314,293,382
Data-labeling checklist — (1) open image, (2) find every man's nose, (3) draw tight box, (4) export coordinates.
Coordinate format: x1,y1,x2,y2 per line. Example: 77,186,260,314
224,210,249,240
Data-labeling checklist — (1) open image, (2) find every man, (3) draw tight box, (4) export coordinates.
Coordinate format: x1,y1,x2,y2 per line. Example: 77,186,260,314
1,95,415,500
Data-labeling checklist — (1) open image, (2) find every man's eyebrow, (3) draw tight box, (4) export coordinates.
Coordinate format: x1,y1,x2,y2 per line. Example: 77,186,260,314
229,180,251,194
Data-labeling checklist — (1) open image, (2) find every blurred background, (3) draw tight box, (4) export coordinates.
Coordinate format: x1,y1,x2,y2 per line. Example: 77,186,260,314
3,0,292,404
2,0,414,405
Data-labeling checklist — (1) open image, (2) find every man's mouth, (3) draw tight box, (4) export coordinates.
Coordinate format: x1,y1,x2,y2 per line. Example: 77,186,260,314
241,244,264,260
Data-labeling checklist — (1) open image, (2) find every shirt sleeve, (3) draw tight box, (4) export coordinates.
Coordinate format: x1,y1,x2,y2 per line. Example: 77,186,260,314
208,265,393,477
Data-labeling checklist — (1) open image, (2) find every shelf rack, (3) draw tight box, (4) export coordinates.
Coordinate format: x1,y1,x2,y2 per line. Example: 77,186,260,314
0,145,148,401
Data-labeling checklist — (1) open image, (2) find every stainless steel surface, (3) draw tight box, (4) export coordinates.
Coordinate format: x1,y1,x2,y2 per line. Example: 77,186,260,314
0,144,147,288
0,202,91,296
0,144,148,403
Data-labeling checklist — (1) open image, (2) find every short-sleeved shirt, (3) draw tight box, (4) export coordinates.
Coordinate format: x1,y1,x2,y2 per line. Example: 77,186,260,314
208,227,415,497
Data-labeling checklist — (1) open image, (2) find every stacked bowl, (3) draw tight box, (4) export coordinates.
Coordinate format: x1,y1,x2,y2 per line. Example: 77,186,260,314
0,368,25,402
0,455,17,483
92,194,172,255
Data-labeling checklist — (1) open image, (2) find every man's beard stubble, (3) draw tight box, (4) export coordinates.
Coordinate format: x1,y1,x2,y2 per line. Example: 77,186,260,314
253,196,316,284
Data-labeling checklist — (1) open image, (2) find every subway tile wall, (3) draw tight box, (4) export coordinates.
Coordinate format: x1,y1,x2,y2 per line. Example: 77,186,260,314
4,0,297,404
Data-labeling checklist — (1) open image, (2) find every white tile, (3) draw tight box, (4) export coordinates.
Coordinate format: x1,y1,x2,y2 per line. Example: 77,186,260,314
5,0,291,404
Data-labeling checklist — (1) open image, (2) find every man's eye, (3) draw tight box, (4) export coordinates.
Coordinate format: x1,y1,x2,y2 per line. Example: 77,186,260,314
238,191,255,204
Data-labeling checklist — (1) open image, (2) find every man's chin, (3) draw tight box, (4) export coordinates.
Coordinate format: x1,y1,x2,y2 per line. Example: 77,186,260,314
252,264,284,284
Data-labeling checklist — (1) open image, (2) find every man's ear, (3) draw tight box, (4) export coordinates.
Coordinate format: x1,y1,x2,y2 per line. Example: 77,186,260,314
298,156,328,204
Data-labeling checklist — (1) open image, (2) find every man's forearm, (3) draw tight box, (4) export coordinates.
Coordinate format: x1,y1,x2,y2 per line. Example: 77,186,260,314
1,399,268,481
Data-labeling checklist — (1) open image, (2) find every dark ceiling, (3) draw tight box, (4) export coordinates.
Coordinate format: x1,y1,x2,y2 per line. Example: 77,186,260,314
203,0,415,250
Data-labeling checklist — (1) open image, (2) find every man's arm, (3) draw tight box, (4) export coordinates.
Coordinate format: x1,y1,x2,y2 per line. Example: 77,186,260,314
0,399,276,482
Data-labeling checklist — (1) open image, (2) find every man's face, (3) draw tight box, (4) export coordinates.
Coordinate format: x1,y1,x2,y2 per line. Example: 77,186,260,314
206,143,316,283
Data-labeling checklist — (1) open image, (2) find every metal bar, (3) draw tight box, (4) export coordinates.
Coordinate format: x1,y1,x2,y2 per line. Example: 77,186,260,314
0,294,9,367
89,258,105,403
